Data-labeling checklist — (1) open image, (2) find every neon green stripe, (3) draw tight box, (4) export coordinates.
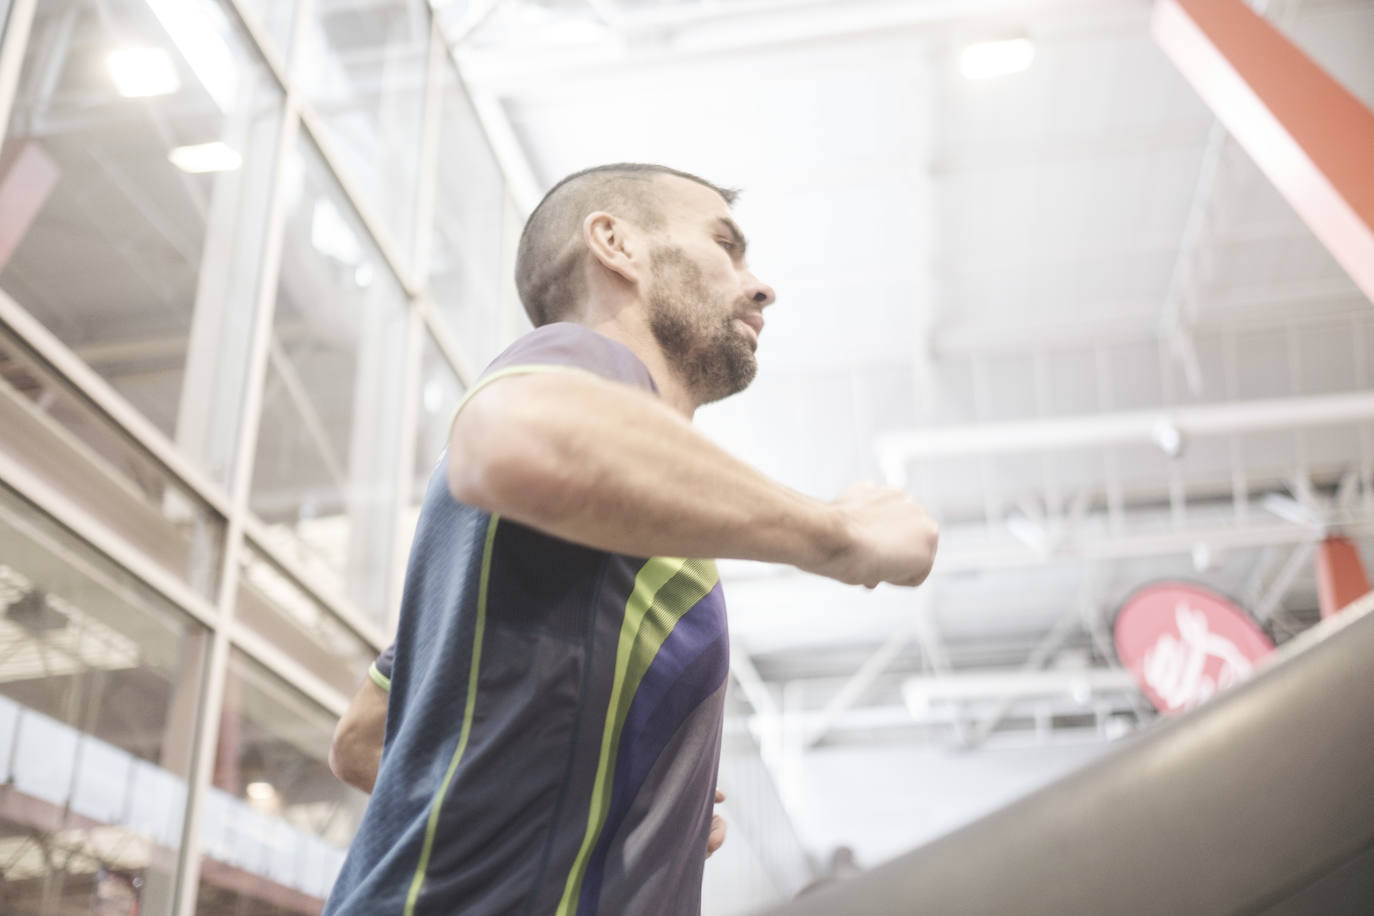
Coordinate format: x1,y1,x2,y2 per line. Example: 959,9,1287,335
402,514,500,916
368,663,391,692
557,557,719,915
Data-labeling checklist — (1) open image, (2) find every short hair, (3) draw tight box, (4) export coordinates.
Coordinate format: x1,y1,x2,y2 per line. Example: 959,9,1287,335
515,163,738,327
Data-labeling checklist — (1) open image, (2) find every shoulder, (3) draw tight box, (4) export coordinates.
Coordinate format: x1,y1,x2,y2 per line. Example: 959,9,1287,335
482,323,657,394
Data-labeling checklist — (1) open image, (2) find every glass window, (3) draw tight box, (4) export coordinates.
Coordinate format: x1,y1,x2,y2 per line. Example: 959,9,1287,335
392,328,465,566
0,0,286,489
298,0,430,264
235,542,375,699
0,328,225,599
0,482,207,916
413,329,465,497
234,0,300,67
249,134,409,623
196,650,367,913
427,57,507,369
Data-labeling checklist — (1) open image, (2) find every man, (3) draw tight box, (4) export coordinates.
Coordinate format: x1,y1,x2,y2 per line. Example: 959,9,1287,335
329,651,730,855
323,163,938,915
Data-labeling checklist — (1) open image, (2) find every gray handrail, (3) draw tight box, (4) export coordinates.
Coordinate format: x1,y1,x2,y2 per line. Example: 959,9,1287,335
764,592,1374,916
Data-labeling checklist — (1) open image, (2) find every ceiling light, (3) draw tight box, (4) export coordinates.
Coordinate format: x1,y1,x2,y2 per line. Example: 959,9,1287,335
959,37,1035,80
1151,419,1183,458
245,781,276,800
168,141,241,173
106,47,181,98
145,0,238,110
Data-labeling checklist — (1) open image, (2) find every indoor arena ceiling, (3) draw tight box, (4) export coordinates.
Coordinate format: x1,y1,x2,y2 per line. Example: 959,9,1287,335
433,0,1374,746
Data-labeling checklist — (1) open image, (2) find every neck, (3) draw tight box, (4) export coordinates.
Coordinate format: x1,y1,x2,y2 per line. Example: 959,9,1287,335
578,310,698,419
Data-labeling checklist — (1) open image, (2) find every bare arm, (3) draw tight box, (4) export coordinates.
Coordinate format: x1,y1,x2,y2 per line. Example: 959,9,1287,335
329,675,388,793
448,371,937,587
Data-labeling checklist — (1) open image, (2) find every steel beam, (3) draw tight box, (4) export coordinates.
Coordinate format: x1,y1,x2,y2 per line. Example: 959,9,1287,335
933,517,1374,574
877,390,1374,464
1153,0,1374,304
962,605,1086,747
1251,538,1318,622
904,667,1138,705
458,0,1143,96
804,591,941,747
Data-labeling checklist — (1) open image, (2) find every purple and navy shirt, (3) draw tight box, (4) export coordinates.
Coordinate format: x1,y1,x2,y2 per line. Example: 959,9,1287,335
325,323,730,916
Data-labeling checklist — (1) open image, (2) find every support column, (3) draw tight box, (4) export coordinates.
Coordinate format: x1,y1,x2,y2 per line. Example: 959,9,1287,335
1315,536,1371,618
143,630,209,916
341,281,407,619
1152,0,1374,303
172,92,286,487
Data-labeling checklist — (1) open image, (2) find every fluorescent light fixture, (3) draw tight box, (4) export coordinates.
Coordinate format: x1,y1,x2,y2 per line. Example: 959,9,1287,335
245,781,275,800
168,141,242,173
106,47,181,98
1150,419,1183,457
960,37,1035,80
145,0,239,111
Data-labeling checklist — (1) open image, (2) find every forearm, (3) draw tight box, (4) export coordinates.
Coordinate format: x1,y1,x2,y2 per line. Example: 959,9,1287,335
448,373,848,571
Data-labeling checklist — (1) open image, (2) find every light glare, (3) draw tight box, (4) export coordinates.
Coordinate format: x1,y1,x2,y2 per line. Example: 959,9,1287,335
106,47,181,98
168,141,242,173
960,38,1035,80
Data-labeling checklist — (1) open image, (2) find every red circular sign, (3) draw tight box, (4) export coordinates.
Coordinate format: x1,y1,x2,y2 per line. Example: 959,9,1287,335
1114,582,1275,715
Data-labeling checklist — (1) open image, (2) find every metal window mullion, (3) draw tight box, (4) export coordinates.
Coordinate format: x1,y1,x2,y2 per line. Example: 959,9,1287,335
219,0,294,98
239,512,389,650
444,41,542,217
0,0,37,145
0,447,219,629
0,291,233,519
287,0,320,85
386,305,425,636
417,293,478,387
410,17,447,287
227,619,349,718
170,99,302,916
296,101,422,298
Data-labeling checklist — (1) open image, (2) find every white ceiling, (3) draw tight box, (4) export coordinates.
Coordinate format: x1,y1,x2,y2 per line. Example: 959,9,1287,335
442,0,1374,744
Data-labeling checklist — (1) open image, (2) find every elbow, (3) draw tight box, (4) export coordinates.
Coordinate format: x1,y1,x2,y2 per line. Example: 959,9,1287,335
327,730,349,783
329,724,377,793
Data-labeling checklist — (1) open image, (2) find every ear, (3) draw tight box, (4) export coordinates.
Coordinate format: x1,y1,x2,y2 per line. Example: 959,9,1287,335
583,211,644,286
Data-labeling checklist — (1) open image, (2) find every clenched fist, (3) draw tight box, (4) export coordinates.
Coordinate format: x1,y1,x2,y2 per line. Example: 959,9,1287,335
806,483,939,588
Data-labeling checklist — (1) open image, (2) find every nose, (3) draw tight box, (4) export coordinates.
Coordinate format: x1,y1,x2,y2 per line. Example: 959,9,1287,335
745,272,776,308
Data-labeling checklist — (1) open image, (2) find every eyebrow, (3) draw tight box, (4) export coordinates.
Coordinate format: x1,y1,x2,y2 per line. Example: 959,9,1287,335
713,217,749,257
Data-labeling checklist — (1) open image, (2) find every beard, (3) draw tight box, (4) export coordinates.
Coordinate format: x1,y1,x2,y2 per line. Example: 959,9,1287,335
646,244,758,405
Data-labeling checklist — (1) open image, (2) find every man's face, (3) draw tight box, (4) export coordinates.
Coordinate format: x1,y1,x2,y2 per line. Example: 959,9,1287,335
643,177,776,406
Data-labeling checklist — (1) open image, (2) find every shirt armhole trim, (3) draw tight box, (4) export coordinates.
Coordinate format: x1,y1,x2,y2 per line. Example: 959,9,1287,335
448,364,608,437
368,663,391,693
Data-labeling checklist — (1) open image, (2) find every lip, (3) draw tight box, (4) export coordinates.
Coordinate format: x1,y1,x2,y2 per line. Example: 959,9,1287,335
736,312,764,345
